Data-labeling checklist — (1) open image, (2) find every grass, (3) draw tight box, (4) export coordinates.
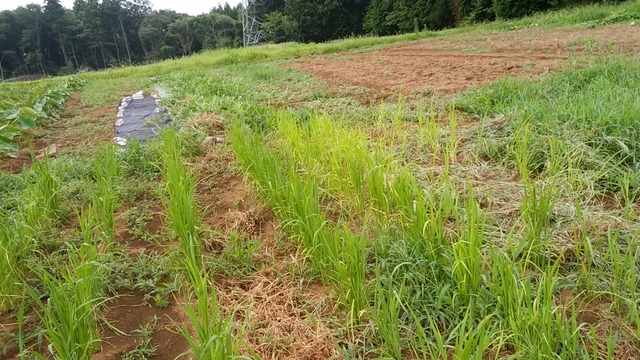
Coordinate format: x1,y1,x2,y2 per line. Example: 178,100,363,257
92,144,120,243
469,1,640,31
159,129,236,359
0,219,26,312
1,1,639,358
22,158,60,230
459,58,640,195
29,240,106,359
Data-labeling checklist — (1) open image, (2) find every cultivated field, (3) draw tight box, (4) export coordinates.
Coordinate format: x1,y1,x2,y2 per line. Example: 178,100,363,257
1,3,639,360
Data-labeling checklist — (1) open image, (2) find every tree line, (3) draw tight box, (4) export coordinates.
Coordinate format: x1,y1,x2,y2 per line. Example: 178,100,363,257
0,0,624,79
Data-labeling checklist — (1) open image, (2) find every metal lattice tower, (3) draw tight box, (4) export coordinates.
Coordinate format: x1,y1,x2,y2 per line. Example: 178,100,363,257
242,0,262,47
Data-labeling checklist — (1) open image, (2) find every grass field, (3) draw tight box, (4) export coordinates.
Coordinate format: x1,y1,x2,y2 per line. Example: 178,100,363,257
1,2,639,359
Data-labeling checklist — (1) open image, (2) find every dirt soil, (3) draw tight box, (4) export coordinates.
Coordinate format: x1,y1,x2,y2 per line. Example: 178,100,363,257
287,23,640,100
95,291,188,360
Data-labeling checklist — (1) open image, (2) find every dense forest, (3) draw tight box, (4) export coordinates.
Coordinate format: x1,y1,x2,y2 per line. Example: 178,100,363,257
0,0,626,79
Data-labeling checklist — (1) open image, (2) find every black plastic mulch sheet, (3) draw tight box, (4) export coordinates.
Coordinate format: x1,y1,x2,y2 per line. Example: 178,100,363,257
114,97,170,146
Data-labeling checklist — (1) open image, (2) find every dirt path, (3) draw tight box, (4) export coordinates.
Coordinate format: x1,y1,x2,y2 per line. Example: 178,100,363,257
286,23,640,100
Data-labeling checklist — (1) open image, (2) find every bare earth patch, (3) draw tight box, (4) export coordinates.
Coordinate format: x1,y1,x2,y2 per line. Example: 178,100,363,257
286,23,640,99
95,291,188,360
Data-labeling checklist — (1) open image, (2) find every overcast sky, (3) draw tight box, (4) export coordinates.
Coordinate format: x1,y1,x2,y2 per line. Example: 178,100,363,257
1,0,242,16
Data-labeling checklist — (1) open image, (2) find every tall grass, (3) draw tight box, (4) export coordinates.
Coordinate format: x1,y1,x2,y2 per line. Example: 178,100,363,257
0,219,25,312
160,130,199,258
452,188,484,302
92,144,120,242
230,103,629,358
332,226,368,324
600,229,640,329
459,58,640,194
515,181,558,261
159,130,235,359
272,113,373,213
22,158,60,230
29,241,105,359
489,252,584,357
373,269,404,359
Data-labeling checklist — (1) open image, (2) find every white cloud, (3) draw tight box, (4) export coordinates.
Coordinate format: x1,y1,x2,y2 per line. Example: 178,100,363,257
1,0,241,16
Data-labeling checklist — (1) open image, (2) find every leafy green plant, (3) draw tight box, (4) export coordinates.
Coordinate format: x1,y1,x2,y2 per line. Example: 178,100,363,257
0,78,84,153
119,317,158,360
122,204,159,242
213,230,260,277
111,252,178,308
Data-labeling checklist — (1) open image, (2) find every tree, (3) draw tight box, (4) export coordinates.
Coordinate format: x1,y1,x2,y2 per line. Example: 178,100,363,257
139,10,182,60
283,0,370,43
194,13,238,50
262,11,298,43
0,0,619,79
0,10,21,78
168,16,196,55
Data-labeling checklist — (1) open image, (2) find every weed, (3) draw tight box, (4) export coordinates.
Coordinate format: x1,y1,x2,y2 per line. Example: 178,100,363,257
515,181,558,261
459,58,640,193
111,252,178,308
122,204,159,242
373,268,404,359
119,316,158,360
452,188,484,302
212,230,260,277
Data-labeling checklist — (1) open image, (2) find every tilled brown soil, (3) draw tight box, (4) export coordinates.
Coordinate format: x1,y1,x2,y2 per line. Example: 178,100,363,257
287,23,640,99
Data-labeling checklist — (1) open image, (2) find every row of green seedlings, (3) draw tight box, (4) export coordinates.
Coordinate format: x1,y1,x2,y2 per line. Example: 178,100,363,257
0,144,120,358
0,77,85,153
232,117,369,324
159,130,236,359
231,109,638,358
